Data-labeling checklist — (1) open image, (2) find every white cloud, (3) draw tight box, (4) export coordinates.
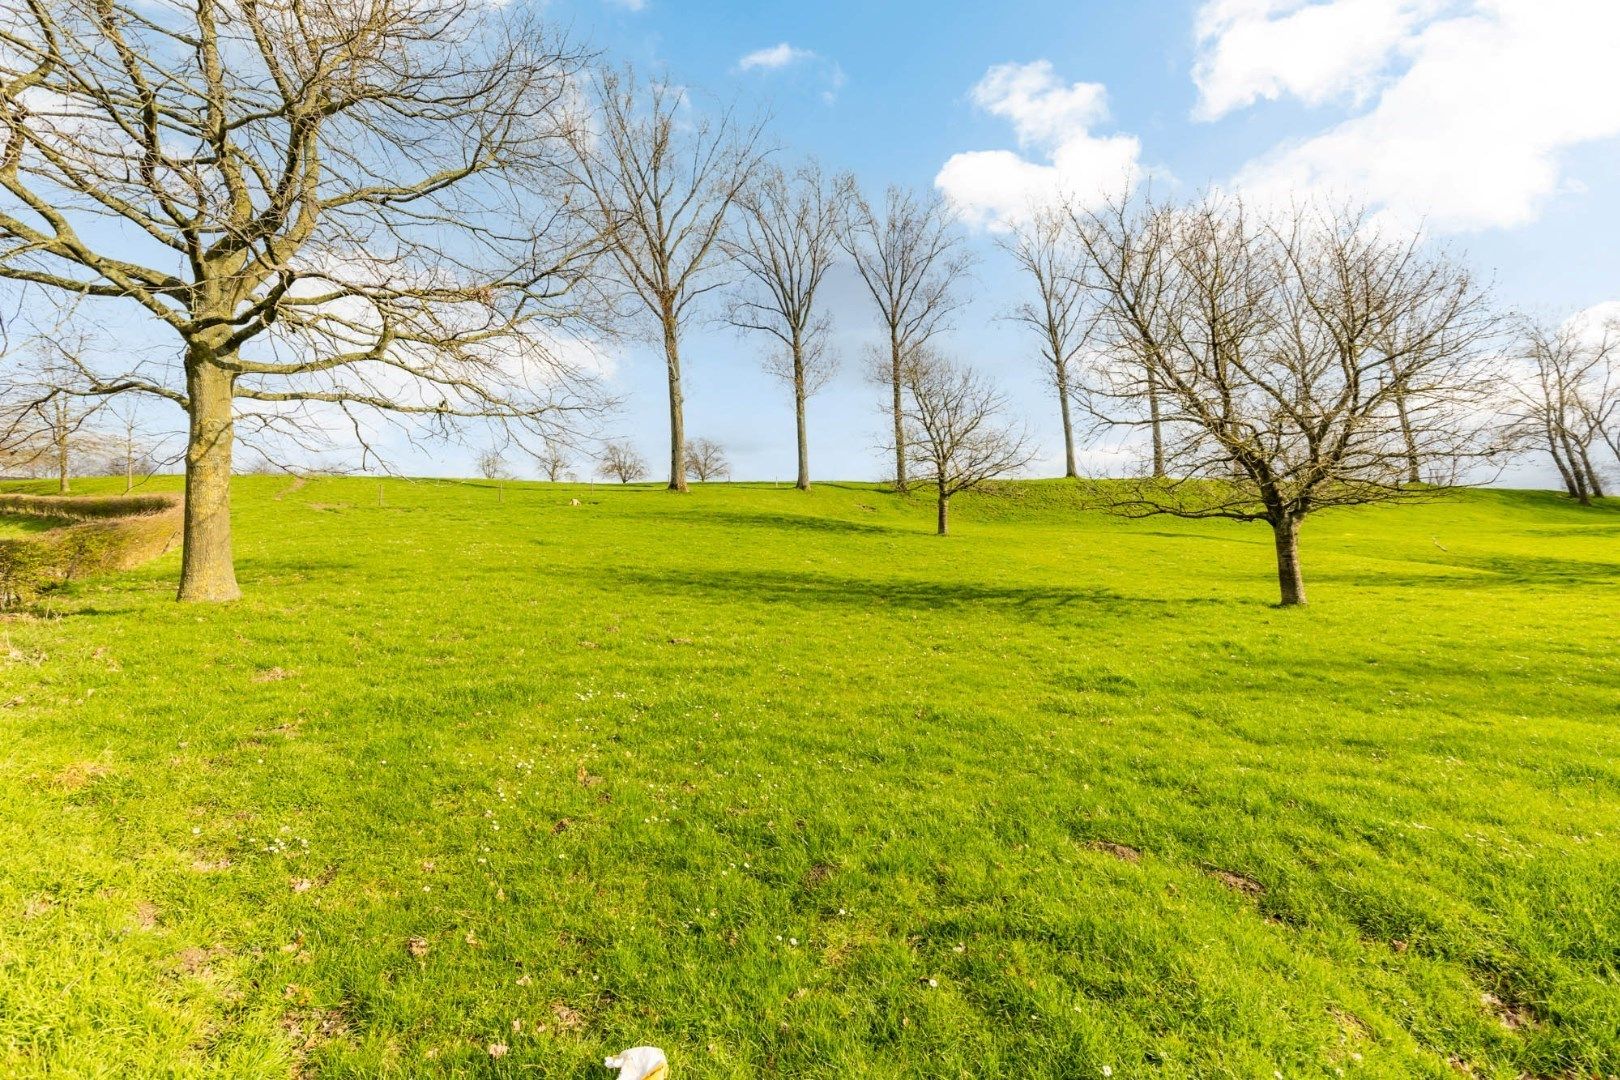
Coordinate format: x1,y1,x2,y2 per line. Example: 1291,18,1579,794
935,61,1144,230
737,43,816,72
604,0,646,11
1205,0,1620,232
1193,0,1441,120
735,43,846,104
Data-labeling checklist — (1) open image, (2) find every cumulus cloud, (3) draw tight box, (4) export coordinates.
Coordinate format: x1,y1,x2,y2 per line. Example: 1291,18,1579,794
735,43,846,104
1193,0,1441,120
1202,0,1620,232
935,61,1144,230
737,43,816,72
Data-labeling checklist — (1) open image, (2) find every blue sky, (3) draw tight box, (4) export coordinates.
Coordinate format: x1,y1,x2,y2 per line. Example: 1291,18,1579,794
510,0,1620,488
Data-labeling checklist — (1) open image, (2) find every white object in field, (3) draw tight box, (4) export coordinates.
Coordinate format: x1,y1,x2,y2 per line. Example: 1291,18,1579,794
605,1046,668,1080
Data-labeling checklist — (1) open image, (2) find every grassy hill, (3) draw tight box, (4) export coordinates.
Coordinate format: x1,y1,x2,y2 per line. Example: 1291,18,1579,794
1,476,1616,1077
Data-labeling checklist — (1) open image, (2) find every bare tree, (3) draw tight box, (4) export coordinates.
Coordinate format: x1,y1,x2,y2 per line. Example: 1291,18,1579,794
899,349,1033,536
564,67,764,493
724,162,846,490
1073,194,1500,606
0,320,110,492
99,399,171,492
1505,316,1616,504
476,448,510,481
0,0,611,600
683,437,731,482
842,186,973,492
1003,207,1090,478
532,439,573,482
597,440,647,484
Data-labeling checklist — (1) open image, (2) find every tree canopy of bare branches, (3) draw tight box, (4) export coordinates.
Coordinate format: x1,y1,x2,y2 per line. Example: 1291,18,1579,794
899,349,1033,535
564,67,764,493
683,437,730,482
1505,315,1616,504
597,440,646,484
532,439,572,482
1003,207,1090,478
0,0,611,599
842,185,973,492
724,162,846,490
1072,194,1501,606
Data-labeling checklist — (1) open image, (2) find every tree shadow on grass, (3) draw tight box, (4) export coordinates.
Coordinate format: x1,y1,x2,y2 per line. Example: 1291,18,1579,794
706,509,907,537
603,565,1222,618
1316,553,1620,589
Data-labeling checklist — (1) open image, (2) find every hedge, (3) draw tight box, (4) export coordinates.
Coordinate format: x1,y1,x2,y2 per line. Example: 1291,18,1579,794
0,493,182,607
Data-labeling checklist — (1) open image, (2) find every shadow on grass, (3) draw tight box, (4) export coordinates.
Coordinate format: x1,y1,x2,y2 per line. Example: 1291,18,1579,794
604,565,1221,617
707,509,907,537
1317,553,1620,589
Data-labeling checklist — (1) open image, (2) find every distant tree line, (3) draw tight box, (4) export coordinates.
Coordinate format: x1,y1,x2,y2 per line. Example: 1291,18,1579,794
0,0,1611,605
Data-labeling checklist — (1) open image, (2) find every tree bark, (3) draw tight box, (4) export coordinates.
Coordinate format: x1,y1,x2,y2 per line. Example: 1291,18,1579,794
891,333,908,493
1559,427,1591,505
662,308,688,493
1272,515,1306,607
55,404,69,495
1580,448,1605,499
1545,420,1579,497
792,338,810,491
937,489,949,536
1147,370,1165,478
177,357,242,602
1056,359,1078,479
1395,389,1420,484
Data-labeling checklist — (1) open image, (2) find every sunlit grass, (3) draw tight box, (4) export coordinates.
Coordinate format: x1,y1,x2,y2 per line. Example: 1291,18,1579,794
0,475,1616,1077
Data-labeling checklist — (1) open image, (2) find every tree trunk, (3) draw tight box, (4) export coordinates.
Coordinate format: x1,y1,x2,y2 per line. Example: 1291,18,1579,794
1545,422,1579,497
1056,359,1078,479
937,488,949,536
177,358,241,602
1559,428,1591,505
1272,515,1306,607
793,338,810,491
55,400,69,494
662,308,688,493
1580,448,1605,499
1395,389,1420,484
1147,370,1165,478
891,333,907,493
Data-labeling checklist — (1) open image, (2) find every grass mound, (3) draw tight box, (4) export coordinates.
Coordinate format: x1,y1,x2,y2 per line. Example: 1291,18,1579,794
0,476,1615,1077
0,491,182,607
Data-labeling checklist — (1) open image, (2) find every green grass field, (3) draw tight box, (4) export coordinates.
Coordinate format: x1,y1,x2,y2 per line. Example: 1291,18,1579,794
0,476,1616,1078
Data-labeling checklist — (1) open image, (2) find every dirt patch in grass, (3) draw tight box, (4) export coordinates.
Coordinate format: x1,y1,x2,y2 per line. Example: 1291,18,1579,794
1090,840,1142,862
51,761,110,791
1480,990,1538,1031
1206,867,1265,896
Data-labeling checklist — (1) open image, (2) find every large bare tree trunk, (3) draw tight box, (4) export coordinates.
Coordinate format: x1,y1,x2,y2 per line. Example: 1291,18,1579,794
891,334,908,492
1147,371,1165,478
937,488,949,535
1395,390,1421,484
662,310,688,493
178,359,241,602
1272,516,1306,607
793,341,810,491
1056,359,1078,479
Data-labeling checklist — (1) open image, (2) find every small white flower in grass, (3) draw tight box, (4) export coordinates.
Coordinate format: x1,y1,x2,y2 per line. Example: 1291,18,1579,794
191,827,201,836
1102,1068,1112,1078
789,937,798,947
